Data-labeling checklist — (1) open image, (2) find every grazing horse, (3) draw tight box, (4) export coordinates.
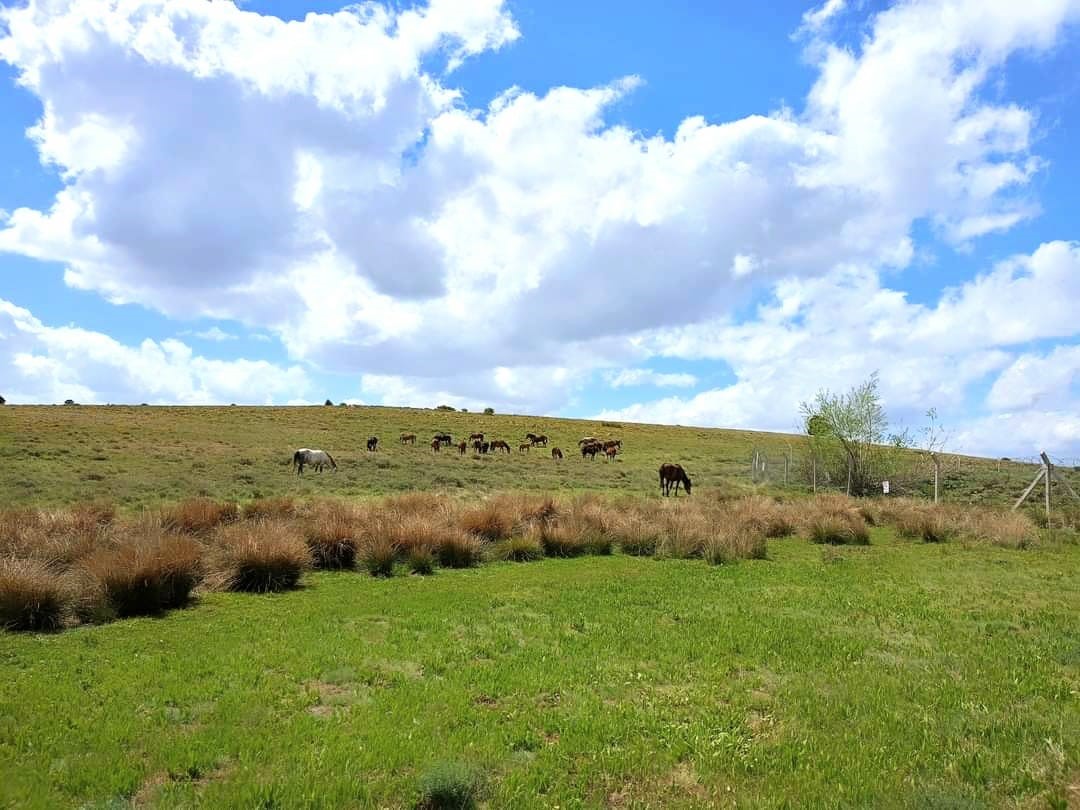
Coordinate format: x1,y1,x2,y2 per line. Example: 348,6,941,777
481,441,490,454
431,438,441,452
490,440,510,453
603,439,622,452
472,439,483,453
400,433,416,445
293,448,337,476
366,436,379,452
530,434,548,447
458,440,468,454
551,447,563,461
605,445,618,462
525,432,540,443
581,442,602,460
434,433,452,446
469,432,485,442
519,442,531,453
578,436,599,446
659,463,692,496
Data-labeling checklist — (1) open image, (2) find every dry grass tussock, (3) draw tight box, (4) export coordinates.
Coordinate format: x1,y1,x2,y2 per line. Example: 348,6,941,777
0,489,1048,634
79,520,203,617
161,497,239,535
207,520,310,592
0,557,71,631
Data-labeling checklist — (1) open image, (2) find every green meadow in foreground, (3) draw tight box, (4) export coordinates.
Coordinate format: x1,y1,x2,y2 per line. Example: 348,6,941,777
2,533,1078,808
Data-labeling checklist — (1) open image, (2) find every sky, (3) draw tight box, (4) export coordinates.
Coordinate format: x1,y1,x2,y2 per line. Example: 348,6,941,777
0,0,1079,459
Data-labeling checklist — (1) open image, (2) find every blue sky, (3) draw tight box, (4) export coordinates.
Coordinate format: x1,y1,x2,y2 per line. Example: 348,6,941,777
1,0,1079,457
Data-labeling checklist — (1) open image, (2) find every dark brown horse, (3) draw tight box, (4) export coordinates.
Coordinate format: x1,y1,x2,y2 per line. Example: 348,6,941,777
472,439,484,453
659,463,692,496
603,439,622,451
518,442,531,453
469,432,485,442
530,434,548,447
366,436,379,452
490,440,510,453
434,433,452,446
605,445,618,462
431,438,441,452
581,441,601,460
551,447,563,461
458,440,468,454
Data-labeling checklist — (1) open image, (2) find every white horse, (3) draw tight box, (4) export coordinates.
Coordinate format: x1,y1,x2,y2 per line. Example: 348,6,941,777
293,448,337,475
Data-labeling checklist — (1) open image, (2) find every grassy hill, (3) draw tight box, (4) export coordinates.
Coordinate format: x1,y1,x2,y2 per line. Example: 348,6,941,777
2,404,1073,512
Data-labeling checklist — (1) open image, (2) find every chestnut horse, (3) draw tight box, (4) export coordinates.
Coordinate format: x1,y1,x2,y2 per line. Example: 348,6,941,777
551,447,563,461
659,463,692,496
431,438,441,452
458,440,468,454
400,433,416,445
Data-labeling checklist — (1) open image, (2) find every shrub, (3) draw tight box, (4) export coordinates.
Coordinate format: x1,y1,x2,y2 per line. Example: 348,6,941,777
417,761,479,810
407,546,436,575
728,496,796,538
459,503,514,542
539,524,589,558
807,513,870,545
705,524,768,564
362,535,398,577
656,508,710,559
0,557,70,631
243,496,298,520
435,532,484,568
304,509,359,569
493,532,544,562
964,510,1038,549
162,498,239,535
80,528,202,616
209,521,310,592
483,407,494,415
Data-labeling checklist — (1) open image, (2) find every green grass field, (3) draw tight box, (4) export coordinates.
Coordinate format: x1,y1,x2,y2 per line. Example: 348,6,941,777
2,534,1079,809
2,405,1079,808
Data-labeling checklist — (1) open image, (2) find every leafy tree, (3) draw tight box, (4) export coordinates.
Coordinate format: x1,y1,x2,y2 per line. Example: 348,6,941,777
483,407,495,415
435,404,456,411
0,395,6,405
324,399,334,406
801,373,910,496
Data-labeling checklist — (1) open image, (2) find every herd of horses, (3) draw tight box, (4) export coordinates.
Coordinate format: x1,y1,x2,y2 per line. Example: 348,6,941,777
292,432,693,496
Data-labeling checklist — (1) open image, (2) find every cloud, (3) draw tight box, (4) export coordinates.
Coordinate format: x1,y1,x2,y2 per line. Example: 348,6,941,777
605,369,698,389
0,0,1077,452
185,326,236,342
0,299,309,404
799,0,848,35
597,242,1080,456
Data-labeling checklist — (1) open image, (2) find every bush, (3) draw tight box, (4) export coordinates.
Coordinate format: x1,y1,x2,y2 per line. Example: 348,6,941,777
483,407,494,415
243,496,298,520
417,761,479,810
807,513,870,545
656,508,710,559
304,509,359,569
539,524,589,558
0,557,70,631
363,537,398,577
407,546,436,575
80,528,202,616
705,524,767,564
435,532,484,568
210,521,310,592
459,503,514,542
728,496,796,538
964,510,1037,549
493,532,544,562
162,498,239,535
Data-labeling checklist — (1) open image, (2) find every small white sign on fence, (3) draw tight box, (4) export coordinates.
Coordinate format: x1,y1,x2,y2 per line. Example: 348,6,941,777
882,480,890,495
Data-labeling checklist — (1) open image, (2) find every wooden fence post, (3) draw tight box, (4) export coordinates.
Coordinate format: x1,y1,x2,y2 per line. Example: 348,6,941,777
846,456,852,496
931,453,940,504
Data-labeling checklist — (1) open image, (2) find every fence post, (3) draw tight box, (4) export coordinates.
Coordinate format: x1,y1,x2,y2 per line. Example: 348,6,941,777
812,456,817,494
784,449,790,486
931,453,940,504
846,456,852,496
1041,451,1053,525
